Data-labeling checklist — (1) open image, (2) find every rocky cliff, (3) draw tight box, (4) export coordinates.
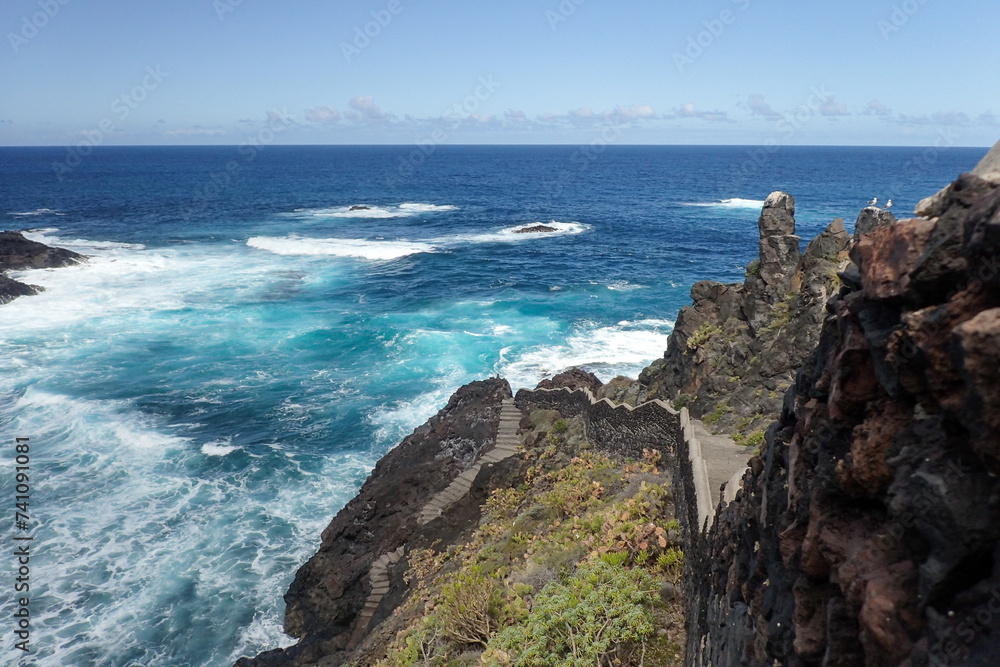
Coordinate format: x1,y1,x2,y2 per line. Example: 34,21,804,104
636,193,882,445
687,165,1000,665
0,230,84,304
239,378,510,666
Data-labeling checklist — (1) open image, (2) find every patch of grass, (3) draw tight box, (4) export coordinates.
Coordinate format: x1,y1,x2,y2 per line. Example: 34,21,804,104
673,393,695,410
744,430,766,449
703,401,729,426
686,322,723,350
745,259,762,278
551,419,568,434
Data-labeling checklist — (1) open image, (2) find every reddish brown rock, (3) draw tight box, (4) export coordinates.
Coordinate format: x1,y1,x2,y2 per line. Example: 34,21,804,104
850,218,936,303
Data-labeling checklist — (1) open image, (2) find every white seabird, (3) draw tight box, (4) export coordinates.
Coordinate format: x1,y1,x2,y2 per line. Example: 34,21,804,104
884,199,893,211
867,197,878,207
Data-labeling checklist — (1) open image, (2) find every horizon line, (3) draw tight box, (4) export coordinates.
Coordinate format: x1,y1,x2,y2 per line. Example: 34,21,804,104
0,142,993,149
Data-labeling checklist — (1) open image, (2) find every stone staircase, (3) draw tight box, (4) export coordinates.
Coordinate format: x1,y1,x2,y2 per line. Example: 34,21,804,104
351,546,405,645
417,397,520,526
351,398,522,647
349,389,750,646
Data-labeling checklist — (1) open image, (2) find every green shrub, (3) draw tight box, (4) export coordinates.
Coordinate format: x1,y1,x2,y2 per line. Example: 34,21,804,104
686,323,722,350
673,393,695,410
703,401,728,426
551,419,568,434
745,260,761,278
484,561,657,666
439,568,505,648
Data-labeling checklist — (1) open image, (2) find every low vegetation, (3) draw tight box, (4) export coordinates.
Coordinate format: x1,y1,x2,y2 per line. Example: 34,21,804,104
374,417,684,667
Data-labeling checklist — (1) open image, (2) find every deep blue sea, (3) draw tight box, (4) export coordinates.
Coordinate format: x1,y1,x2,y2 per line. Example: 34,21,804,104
0,145,986,666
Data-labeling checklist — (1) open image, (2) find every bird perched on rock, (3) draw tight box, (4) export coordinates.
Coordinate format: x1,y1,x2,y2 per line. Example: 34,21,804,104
867,197,878,207
884,199,893,211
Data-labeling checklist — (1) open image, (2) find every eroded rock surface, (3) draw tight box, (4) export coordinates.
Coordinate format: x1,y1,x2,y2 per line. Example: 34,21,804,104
238,379,510,666
639,193,850,441
688,171,1000,666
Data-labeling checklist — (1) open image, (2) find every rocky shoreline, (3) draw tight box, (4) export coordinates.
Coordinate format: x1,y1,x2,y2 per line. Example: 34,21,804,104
0,230,84,304
240,142,1000,666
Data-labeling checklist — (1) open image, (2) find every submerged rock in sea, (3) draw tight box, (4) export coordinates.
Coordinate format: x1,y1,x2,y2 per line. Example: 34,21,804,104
349,205,371,211
0,230,85,305
512,224,557,234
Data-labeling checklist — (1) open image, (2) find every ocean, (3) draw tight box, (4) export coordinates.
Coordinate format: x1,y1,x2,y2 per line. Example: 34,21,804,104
0,144,985,666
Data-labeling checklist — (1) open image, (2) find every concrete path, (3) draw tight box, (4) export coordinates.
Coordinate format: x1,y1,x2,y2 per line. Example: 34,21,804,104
692,421,750,505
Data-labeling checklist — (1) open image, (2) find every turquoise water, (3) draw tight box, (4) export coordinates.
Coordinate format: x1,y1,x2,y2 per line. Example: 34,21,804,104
0,145,985,665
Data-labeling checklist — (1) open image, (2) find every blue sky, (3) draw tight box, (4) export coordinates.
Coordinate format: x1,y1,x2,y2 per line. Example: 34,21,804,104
1,0,998,146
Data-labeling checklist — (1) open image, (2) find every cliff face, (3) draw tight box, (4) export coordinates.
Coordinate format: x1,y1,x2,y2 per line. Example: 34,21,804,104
688,170,1000,666
240,379,510,666
639,194,868,444
0,230,85,304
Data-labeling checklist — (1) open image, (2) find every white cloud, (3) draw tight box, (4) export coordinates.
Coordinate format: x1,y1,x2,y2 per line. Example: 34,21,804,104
608,104,655,119
865,100,890,116
819,96,849,116
347,96,387,122
675,103,731,123
305,106,341,124
165,128,227,136
747,94,781,120
896,110,971,126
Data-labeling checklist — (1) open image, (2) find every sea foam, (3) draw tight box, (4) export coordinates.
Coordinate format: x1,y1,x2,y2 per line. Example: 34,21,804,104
247,236,436,260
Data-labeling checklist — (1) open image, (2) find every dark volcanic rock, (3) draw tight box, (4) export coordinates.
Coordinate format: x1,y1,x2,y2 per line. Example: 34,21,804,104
639,195,849,439
0,230,84,271
687,169,1000,666
348,205,371,211
0,230,84,305
854,206,897,242
512,224,557,234
0,274,43,304
237,378,510,667
534,367,603,393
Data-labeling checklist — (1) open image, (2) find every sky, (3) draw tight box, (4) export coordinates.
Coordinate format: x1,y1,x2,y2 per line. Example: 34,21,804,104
1,0,998,146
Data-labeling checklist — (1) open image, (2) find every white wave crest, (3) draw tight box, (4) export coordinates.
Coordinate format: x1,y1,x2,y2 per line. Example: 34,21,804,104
247,236,436,260
498,318,674,391
441,221,588,245
286,203,457,219
22,229,145,252
682,198,765,210
10,208,65,216
202,439,241,456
